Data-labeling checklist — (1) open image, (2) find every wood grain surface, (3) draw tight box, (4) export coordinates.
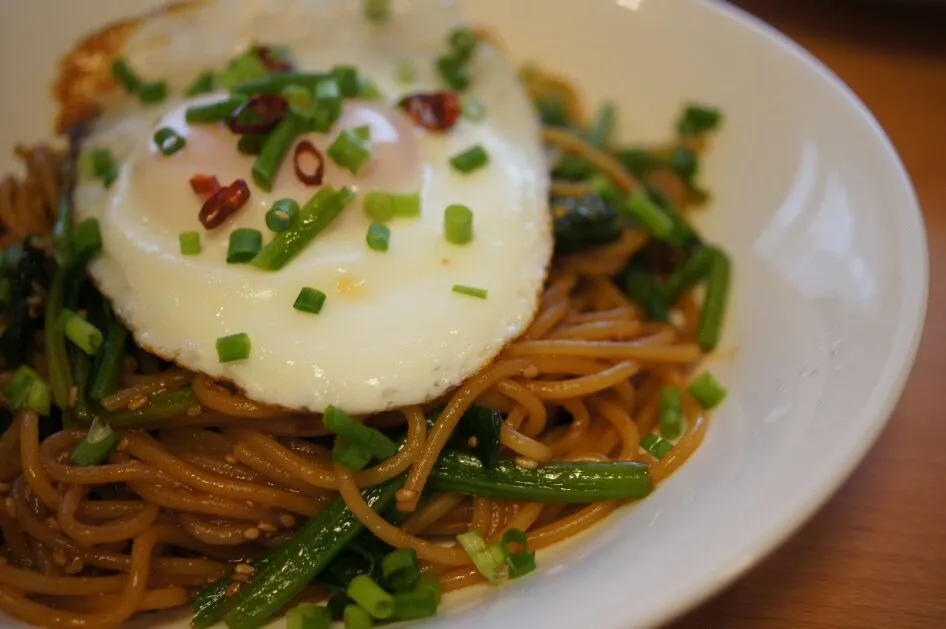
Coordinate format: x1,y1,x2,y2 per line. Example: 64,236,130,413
670,1,946,627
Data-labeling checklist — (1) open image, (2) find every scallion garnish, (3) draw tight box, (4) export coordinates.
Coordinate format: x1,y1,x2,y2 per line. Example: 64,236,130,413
185,96,249,123
56,308,104,356
688,371,727,409
436,54,469,91
658,386,683,440
137,81,168,104
622,189,674,240
390,589,437,621
381,548,419,593
3,365,51,415
216,332,252,363
363,0,390,24
266,199,300,232
444,204,473,244
449,28,479,61
74,218,102,259
69,417,118,467
293,287,326,315
226,228,263,264
282,84,314,119
449,144,489,174
237,133,266,156
332,65,360,98
365,223,390,252
663,246,714,304
79,148,118,188
286,603,331,629
218,49,269,89
327,127,372,175
696,247,730,351
346,575,394,620
364,191,394,222
452,284,488,299
396,60,416,84
585,102,615,148
357,77,384,101
153,127,187,156
186,71,216,97
640,433,674,459
253,115,308,192
179,231,201,256
500,528,536,579
111,59,141,93
456,531,506,583
314,79,343,127
323,405,398,460
392,192,420,218
343,604,374,629
677,103,723,136
332,436,373,471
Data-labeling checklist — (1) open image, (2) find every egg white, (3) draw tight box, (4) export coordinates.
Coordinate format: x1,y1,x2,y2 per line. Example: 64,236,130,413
73,0,551,414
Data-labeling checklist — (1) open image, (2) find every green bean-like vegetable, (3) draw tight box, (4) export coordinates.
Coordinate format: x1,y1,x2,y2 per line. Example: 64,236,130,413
696,247,730,351
428,451,652,502
663,246,714,304
88,302,129,402
658,386,683,440
252,186,355,271
185,96,249,123
102,386,199,428
230,72,330,96
219,478,403,629
252,115,308,192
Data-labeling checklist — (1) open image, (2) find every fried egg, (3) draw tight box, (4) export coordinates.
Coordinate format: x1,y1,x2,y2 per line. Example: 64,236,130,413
71,0,551,414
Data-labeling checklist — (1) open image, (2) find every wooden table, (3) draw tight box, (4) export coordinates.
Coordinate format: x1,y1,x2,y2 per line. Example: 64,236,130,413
671,1,946,627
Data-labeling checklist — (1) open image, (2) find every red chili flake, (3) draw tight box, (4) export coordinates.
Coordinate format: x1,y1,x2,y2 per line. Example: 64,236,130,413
397,91,461,132
227,94,289,135
253,45,296,73
189,174,220,197
293,140,325,186
199,179,250,229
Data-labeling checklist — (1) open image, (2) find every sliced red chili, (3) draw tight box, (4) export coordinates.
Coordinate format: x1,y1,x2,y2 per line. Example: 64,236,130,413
199,179,251,229
293,140,325,186
397,91,461,132
227,94,289,135
189,174,220,197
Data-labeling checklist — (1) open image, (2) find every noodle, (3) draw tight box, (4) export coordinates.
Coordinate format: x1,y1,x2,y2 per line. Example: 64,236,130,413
0,49,725,629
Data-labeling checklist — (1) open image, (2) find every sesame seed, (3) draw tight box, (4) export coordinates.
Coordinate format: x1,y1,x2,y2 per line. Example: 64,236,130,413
279,514,296,528
224,454,238,465
186,404,203,417
467,436,479,448
242,527,261,540
514,457,539,470
127,395,150,411
396,489,418,502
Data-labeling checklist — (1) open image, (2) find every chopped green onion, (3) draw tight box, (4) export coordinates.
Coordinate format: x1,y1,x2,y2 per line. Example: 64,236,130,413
293,287,326,315
137,81,168,104
396,60,416,84
667,146,698,182
69,417,118,467
616,148,661,178
332,65,360,98
640,433,673,459
79,148,115,179
226,229,262,264
553,153,595,181
252,186,355,271
286,604,331,629
449,145,489,174
677,103,723,136
102,164,119,189
688,371,727,409
363,0,389,25
282,84,315,118
390,589,437,621
229,72,330,96
346,575,394,620
436,54,469,91
323,405,397,460
56,308,103,355
622,189,674,240
4,365,51,415
314,79,343,127
186,71,216,97
332,436,373,471
364,191,394,223
237,133,266,156
218,51,268,89
452,284,487,300
327,128,372,175
185,96,249,123
535,93,571,127
266,199,299,232
461,96,486,121
444,204,473,244
392,192,420,218
153,127,186,156
253,114,308,192
500,528,536,579
663,246,714,304
343,604,374,629
413,573,441,605
111,58,140,93
356,77,383,101
381,548,419,593
696,247,730,351
179,231,201,256
216,332,251,363
365,223,390,252
621,266,668,323
658,386,683,440
456,531,505,583
449,28,479,62
586,102,615,148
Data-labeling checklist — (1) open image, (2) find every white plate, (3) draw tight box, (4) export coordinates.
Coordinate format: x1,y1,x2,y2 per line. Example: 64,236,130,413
0,1,927,628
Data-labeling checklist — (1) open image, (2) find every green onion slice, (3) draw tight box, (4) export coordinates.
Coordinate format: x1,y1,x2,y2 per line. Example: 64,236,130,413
444,204,473,244
153,127,187,156
69,417,118,467
365,223,390,252
323,405,398,460
226,228,263,264
381,548,420,593
452,284,488,299
346,575,394,620
293,287,326,315
456,531,505,583
266,199,300,232
688,371,727,409
216,332,252,363
449,144,489,174
500,528,536,579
